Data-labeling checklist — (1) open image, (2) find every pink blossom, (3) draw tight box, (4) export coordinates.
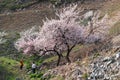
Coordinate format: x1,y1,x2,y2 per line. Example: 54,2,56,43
15,4,111,58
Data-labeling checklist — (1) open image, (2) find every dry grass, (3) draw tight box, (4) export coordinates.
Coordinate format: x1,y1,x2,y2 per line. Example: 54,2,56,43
99,0,120,36
0,0,119,32
70,44,99,62
0,0,108,32
101,0,120,13
0,9,55,32
110,21,120,35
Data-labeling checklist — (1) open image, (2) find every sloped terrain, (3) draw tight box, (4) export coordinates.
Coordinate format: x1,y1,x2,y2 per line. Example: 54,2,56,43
45,51,120,80
0,0,115,31
0,1,54,31
0,57,30,80
0,9,55,31
0,0,119,34
0,0,120,80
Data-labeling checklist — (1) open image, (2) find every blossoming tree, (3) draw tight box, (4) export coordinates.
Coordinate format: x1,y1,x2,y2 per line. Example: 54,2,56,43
15,4,111,66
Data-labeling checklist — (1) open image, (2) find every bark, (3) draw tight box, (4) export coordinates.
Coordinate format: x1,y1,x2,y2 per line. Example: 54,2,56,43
56,52,61,66
66,50,71,63
43,49,62,66
66,44,76,63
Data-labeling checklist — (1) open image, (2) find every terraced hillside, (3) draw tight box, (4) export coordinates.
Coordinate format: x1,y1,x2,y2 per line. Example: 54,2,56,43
1,0,120,32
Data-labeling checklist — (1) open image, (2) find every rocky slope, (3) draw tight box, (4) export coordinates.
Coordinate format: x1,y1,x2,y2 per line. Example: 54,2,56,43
42,47,120,80
88,51,120,80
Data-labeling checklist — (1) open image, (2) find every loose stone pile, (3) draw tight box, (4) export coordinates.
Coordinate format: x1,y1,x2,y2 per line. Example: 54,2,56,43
88,52,120,80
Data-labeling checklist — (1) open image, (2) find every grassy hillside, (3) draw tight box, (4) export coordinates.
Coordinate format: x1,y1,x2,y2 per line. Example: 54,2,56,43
0,57,28,80
0,64,15,80
0,56,46,80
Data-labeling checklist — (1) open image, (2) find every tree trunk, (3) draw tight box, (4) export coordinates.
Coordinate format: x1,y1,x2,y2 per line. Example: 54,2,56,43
57,54,61,66
66,50,71,63
56,52,61,66
65,44,76,63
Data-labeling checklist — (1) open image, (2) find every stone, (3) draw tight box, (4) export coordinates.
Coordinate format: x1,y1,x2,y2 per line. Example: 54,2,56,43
84,11,94,19
115,52,120,60
89,55,120,79
77,75,83,80
102,57,111,62
71,69,83,78
116,61,120,66
106,59,115,66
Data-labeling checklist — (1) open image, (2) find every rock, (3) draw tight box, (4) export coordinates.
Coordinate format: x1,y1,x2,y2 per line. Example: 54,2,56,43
88,53,120,80
104,77,110,80
66,68,83,80
77,75,83,80
102,57,111,62
106,60,113,66
115,52,120,60
116,61,120,66
27,70,32,74
71,69,83,77
84,11,94,19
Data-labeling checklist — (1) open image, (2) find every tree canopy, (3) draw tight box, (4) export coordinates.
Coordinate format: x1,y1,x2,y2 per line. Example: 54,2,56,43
15,4,111,66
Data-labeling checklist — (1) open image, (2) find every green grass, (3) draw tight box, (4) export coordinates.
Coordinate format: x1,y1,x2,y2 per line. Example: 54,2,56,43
72,45,83,52
0,56,18,65
0,55,48,80
0,65,15,80
0,56,32,80
0,57,18,80
43,55,58,63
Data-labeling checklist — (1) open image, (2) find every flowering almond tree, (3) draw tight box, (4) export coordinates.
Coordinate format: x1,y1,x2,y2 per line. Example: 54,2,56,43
15,4,111,66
